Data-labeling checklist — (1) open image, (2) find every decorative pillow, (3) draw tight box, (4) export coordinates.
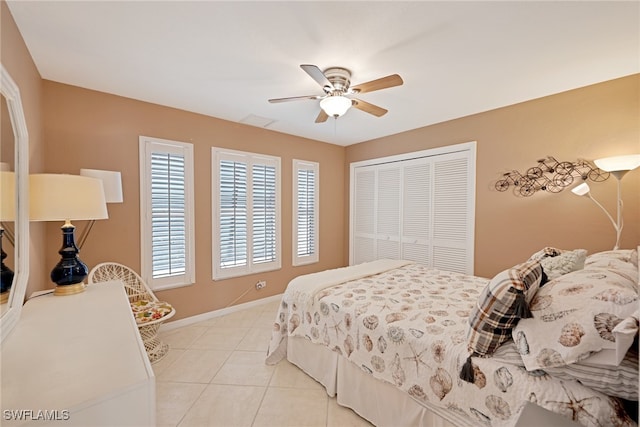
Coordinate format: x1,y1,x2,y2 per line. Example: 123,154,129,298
466,260,544,357
513,267,638,371
585,249,638,287
581,309,640,367
540,249,587,281
613,309,639,360
585,249,638,268
527,247,587,281
131,300,173,324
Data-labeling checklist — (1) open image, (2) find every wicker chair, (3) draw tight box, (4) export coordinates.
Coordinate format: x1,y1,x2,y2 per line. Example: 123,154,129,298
88,262,176,364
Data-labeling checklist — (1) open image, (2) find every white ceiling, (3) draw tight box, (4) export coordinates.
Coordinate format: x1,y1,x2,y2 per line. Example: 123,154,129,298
7,1,639,146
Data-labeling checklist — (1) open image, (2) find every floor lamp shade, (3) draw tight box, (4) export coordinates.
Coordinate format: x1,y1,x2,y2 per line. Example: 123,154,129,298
583,154,640,250
0,172,15,300
30,174,108,295
593,154,640,176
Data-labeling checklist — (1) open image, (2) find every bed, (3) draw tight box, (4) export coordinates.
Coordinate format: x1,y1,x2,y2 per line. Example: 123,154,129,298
265,249,639,427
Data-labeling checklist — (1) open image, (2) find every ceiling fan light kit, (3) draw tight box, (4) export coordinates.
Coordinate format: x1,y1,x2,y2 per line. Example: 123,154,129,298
269,64,403,123
320,95,352,117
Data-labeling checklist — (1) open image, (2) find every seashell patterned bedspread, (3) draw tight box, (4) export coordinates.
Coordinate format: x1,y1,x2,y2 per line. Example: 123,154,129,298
266,262,636,427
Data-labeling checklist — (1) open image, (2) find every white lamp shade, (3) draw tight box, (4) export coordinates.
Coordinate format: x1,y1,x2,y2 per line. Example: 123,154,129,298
0,171,15,221
320,96,352,117
30,174,108,222
571,182,590,196
80,169,123,203
594,154,640,172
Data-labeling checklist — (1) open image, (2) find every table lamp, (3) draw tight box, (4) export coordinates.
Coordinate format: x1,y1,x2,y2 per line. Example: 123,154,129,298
0,171,15,303
30,174,108,296
78,169,123,249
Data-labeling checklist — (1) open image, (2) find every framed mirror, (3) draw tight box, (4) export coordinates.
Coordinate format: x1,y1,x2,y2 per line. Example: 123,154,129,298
0,64,30,343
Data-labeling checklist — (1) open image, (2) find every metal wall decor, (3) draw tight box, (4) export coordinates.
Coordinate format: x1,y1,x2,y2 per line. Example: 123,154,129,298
495,156,610,197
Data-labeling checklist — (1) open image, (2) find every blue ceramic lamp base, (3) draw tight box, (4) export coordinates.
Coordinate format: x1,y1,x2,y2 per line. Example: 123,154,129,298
51,224,88,296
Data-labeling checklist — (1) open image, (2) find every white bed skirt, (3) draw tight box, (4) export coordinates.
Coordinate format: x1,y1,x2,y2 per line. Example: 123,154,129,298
287,336,467,427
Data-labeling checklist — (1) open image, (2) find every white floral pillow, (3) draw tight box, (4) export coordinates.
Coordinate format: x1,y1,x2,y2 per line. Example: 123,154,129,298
513,267,638,371
586,249,638,267
585,249,638,287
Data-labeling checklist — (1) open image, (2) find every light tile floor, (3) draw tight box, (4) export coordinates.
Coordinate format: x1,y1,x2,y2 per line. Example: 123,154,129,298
155,299,374,427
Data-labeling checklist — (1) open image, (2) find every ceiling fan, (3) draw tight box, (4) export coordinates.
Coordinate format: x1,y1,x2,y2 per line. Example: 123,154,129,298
268,64,403,123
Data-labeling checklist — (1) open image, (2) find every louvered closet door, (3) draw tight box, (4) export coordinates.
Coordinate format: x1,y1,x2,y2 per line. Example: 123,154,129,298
353,168,376,264
376,165,402,259
351,144,475,274
353,165,403,263
432,151,473,274
402,158,431,264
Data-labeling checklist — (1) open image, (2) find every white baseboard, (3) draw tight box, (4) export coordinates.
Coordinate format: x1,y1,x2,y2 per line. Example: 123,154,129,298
160,293,283,332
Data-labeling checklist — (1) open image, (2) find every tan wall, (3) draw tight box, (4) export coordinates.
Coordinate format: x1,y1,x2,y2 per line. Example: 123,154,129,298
1,1,47,299
42,82,346,320
4,0,639,321
346,74,640,278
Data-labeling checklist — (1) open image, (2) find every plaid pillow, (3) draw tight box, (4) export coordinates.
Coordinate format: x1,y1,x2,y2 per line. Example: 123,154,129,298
466,259,543,357
528,246,563,262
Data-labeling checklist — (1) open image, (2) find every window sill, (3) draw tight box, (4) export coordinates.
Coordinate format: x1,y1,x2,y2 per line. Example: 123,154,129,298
151,281,194,292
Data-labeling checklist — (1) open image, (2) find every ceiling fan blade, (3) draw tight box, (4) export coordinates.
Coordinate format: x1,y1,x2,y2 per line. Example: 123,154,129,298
352,99,388,117
268,94,323,103
315,109,329,123
350,74,403,94
301,64,334,90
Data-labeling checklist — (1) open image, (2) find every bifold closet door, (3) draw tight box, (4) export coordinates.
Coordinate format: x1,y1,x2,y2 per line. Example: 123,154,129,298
351,148,474,275
430,151,473,274
352,167,376,264
401,158,431,264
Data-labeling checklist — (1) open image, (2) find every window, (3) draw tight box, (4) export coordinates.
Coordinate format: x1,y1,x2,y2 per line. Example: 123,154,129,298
212,148,281,280
139,136,195,290
293,160,319,266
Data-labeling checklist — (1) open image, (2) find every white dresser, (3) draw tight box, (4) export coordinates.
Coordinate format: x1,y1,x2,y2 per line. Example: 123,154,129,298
1,281,155,426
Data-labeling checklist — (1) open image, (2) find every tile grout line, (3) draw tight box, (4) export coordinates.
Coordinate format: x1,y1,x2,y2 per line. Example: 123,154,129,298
173,382,209,427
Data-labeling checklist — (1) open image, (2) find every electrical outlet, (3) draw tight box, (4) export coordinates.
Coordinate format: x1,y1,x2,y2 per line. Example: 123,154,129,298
255,280,266,290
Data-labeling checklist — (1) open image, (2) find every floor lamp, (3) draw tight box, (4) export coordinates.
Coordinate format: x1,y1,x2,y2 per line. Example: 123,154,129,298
572,154,640,250
30,174,108,296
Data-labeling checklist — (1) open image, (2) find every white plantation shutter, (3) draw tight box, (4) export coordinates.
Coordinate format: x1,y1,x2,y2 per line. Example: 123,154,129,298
293,160,319,266
350,142,475,274
150,152,186,277
212,148,281,279
140,136,195,290
252,164,277,264
219,160,247,268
